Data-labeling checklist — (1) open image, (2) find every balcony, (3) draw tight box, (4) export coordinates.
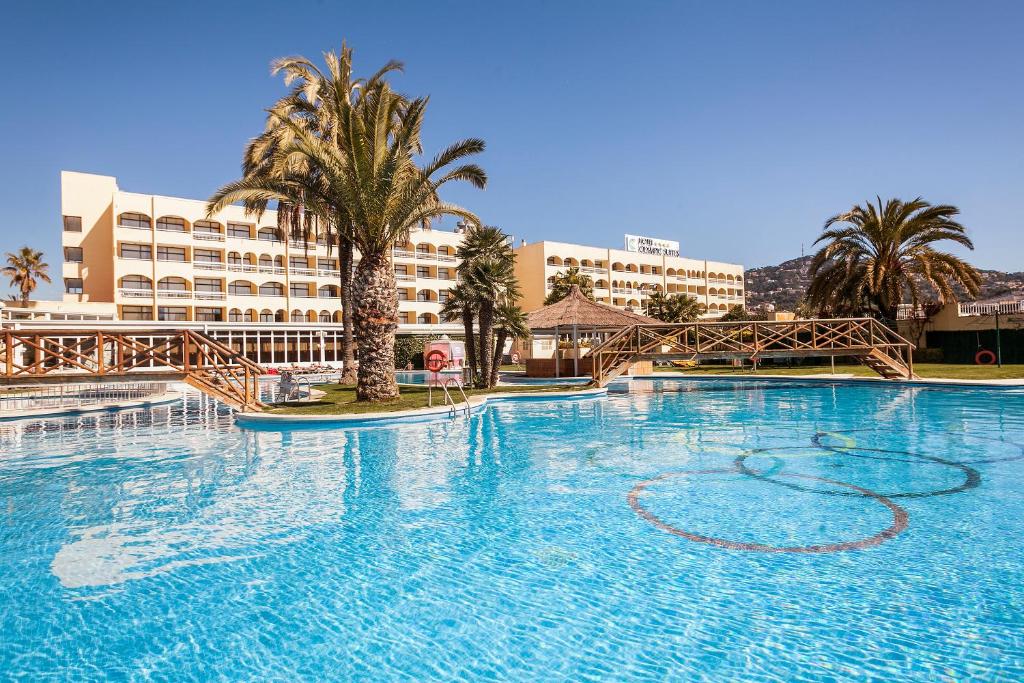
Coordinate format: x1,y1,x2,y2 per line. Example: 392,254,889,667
195,291,226,301
227,263,258,273
157,290,192,300
392,249,416,259
194,232,225,242
258,266,287,275
117,223,152,231
395,273,416,282
118,288,154,299
290,267,317,277
193,261,225,271
580,266,605,275
317,269,341,278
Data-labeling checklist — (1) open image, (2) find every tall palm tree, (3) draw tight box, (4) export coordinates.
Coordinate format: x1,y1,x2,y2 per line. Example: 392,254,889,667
463,256,520,388
2,247,50,303
490,300,529,387
441,282,479,384
544,267,594,304
211,74,486,401
807,197,981,320
216,45,401,385
645,292,704,322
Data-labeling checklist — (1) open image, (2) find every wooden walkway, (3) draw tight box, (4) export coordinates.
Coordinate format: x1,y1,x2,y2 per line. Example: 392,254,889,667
590,318,916,386
1,329,266,411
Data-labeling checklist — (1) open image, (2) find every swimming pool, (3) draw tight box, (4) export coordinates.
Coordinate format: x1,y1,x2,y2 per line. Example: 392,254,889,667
1,379,1022,679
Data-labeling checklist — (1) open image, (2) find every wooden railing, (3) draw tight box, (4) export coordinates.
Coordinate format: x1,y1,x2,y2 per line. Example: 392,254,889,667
590,318,916,386
1,329,266,411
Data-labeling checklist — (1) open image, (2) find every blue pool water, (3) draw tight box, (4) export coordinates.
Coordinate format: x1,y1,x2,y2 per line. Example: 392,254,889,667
2,379,1023,680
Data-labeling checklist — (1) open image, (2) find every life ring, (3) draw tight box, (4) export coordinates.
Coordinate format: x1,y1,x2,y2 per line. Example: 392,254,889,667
425,349,447,372
975,349,996,365
510,352,521,364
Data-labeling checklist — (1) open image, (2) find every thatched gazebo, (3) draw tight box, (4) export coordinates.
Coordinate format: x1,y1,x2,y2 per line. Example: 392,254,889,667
523,285,657,378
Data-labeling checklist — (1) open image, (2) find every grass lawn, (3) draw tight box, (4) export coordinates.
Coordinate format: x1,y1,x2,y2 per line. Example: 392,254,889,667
269,382,587,415
653,363,1024,380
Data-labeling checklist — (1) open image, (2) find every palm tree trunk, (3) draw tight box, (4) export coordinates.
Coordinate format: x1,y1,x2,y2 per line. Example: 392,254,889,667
478,301,495,388
462,308,478,387
352,251,399,402
339,239,356,384
489,330,508,387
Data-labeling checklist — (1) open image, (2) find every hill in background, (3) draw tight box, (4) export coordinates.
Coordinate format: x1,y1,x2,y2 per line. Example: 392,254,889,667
744,256,1024,312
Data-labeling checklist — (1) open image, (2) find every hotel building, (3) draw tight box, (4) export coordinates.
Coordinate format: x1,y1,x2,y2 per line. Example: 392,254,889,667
49,171,744,365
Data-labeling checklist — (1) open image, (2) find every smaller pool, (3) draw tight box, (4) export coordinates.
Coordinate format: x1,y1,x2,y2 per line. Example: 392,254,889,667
394,370,429,385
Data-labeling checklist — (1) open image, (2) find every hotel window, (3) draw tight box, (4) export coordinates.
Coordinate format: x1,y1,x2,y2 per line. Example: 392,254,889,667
63,215,82,232
394,265,408,275
289,257,310,270
158,277,187,292
259,309,275,322
416,244,431,254
157,246,187,262
121,275,152,290
416,290,432,302
158,306,188,321
438,268,451,280
257,227,280,242
64,278,83,294
259,282,284,296
438,289,449,304
416,266,430,278
417,313,434,324
119,213,151,229
290,283,310,298
318,258,338,271
397,289,409,301
195,278,222,293
193,220,221,235
156,216,187,232
438,246,452,256
227,223,251,239
229,281,253,295
119,243,150,260
229,308,243,322
121,306,152,320
193,249,222,263
319,311,332,323
290,310,305,322
64,247,84,263
398,311,412,325
195,307,223,322
228,252,243,265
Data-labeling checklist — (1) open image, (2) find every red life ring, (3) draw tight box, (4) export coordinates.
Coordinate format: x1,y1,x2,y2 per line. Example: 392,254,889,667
975,349,996,365
425,349,447,372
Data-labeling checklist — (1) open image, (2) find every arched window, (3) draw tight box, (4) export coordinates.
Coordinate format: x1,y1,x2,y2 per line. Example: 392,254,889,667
120,275,152,290
290,309,305,322
333,311,343,323
118,212,151,229
319,310,332,323
259,282,284,296
547,256,559,266
416,289,434,302
259,309,274,322
228,251,242,265
229,308,243,322
318,285,339,298
275,310,286,322
156,216,187,232
157,277,188,291
417,313,436,324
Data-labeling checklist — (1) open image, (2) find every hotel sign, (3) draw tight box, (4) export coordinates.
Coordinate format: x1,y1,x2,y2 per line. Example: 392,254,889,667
624,234,680,257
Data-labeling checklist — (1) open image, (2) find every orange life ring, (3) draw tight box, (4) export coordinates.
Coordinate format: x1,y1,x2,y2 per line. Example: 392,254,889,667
425,349,447,372
975,349,996,365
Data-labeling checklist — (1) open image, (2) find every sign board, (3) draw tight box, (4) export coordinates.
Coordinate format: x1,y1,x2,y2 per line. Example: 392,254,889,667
624,234,680,257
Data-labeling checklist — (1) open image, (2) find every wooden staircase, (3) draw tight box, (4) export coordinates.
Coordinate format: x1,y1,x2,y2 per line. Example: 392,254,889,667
589,318,917,386
2,329,267,411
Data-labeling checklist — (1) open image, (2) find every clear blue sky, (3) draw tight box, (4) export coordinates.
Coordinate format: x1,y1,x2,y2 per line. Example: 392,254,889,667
2,0,1022,298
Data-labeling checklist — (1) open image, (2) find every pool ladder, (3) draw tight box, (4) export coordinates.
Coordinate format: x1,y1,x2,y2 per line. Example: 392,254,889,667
430,378,471,418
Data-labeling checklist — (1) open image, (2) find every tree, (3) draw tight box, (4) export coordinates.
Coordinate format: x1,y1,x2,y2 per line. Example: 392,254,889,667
441,283,479,383
490,300,529,387
806,197,981,321
455,225,520,388
644,292,705,323
209,44,486,402
2,247,50,303
719,305,770,322
544,267,594,304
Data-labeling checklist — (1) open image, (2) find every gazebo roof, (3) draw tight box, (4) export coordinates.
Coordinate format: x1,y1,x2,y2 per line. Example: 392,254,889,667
525,285,657,331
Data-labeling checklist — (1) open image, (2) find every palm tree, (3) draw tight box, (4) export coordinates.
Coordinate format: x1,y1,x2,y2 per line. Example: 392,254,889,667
544,267,594,304
441,282,479,384
210,48,486,402
807,197,981,321
2,247,50,303
644,292,705,323
463,256,520,388
490,300,529,387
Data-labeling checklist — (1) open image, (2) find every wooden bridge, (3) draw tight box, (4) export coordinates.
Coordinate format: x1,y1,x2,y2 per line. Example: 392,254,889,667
1,329,266,411
590,318,916,386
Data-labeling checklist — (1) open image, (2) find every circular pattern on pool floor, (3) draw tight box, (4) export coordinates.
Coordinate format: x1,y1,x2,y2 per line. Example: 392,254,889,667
733,446,981,499
813,428,1024,465
628,469,909,554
